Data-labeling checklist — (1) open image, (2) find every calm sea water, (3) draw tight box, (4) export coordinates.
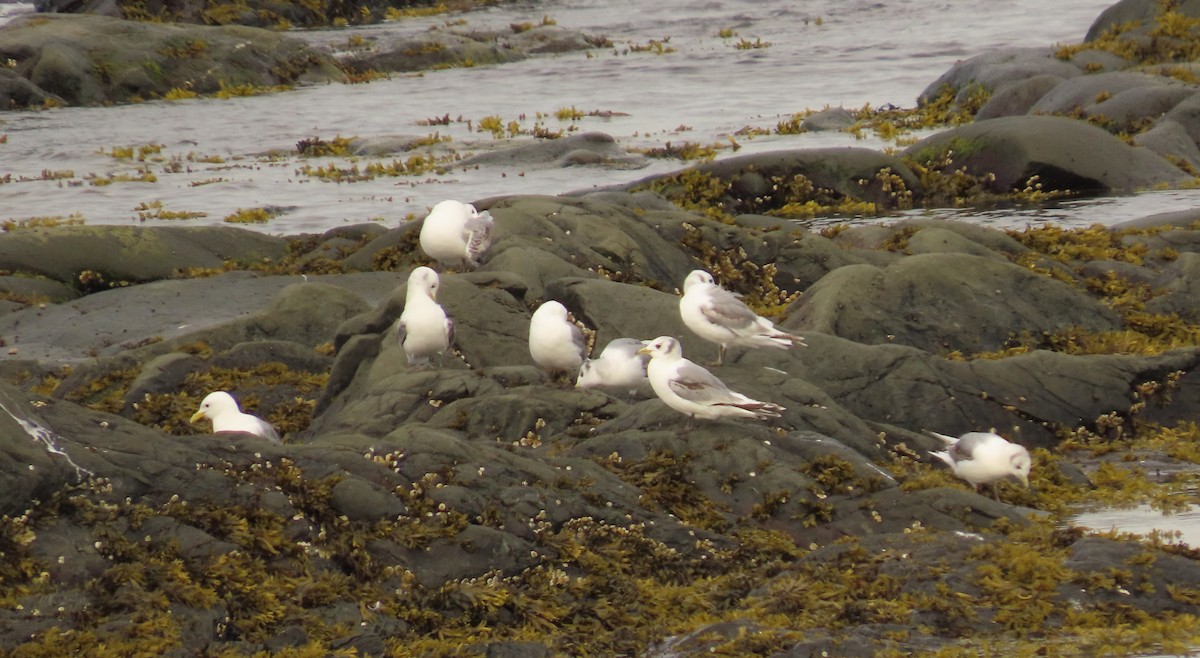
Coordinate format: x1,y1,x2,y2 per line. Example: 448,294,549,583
1,0,1170,234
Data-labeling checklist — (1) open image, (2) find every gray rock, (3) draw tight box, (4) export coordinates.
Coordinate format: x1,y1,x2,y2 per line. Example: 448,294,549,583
787,251,1120,354
459,132,647,170
0,67,59,109
975,74,1065,120
0,14,347,109
1085,0,1200,42
0,274,77,304
1134,118,1200,170
903,115,1189,194
917,47,1083,108
621,148,921,216
1161,92,1200,145
801,107,857,132
0,224,287,286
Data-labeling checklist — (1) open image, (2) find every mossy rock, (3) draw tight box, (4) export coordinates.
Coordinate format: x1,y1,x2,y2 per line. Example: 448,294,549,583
0,13,346,108
902,115,1190,194
0,224,287,286
787,250,1121,354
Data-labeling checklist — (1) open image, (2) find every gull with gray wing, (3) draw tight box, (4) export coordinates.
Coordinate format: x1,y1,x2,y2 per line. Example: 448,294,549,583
190,391,280,442
928,430,1031,500
396,266,454,367
639,335,784,421
679,270,805,365
418,199,494,269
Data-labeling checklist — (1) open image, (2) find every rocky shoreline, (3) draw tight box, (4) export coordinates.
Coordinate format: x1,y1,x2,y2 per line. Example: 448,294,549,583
3,0,1200,656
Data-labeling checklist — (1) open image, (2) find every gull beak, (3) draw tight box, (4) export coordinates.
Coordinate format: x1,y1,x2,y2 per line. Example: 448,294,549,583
189,410,206,424
637,347,652,355
1015,473,1029,488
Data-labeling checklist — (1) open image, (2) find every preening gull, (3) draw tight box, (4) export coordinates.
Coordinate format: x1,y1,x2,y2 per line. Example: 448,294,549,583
190,391,281,442
418,199,494,269
529,300,587,374
639,335,784,421
679,270,805,365
396,266,454,367
928,430,1031,500
576,337,650,396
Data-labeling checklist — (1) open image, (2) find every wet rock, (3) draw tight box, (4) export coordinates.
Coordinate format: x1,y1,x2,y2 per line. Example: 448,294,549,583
0,274,77,306
801,106,857,131
1064,536,1200,613
1085,0,1200,42
0,67,60,109
459,132,647,170
787,251,1120,354
1133,118,1200,170
975,74,1065,119
0,224,287,286
917,47,1082,108
903,115,1189,194
1028,71,1198,131
623,148,921,216
0,14,346,109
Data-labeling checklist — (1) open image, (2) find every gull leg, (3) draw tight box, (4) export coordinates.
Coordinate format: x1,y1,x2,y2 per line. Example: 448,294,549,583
715,345,726,366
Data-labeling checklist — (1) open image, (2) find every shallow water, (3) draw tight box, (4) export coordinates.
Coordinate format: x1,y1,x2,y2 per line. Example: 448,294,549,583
2,0,1175,235
1072,505,1200,548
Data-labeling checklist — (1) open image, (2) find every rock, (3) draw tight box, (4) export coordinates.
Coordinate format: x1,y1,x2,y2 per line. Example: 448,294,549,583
0,224,287,286
458,132,647,170
1064,536,1200,613
1028,71,1198,131
917,47,1082,108
903,115,1190,194
0,274,77,305
801,107,857,132
1161,92,1200,145
0,67,60,109
1085,0,1200,42
621,147,921,216
975,74,1065,119
787,251,1120,354
0,14,346,109
1134,118,1200,170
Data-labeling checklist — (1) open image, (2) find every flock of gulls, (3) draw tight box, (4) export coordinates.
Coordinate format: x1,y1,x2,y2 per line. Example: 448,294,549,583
189,199,1033,499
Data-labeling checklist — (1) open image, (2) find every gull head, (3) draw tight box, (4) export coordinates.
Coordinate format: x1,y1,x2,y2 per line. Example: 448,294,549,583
190,391,239,424
638,335,683,360
1008,444,1032,487
535,300,569,322
682,270,716,292
408,266,440,300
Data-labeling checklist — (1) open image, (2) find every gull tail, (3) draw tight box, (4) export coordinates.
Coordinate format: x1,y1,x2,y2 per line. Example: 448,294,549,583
923,429,958,446
928,450,954,468
718,400,785,419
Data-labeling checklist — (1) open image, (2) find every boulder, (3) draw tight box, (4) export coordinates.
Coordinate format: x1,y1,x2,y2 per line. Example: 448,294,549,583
0,14,346,109
903,115,1190,194
787,251,1121,354
975,74,1065,119
917,47,1083,107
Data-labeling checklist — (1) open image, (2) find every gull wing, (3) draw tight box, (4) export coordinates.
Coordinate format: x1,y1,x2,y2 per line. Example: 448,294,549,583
667,361,736,404
949,432,997,462
700,288,760,330
464,211,494,265
256,417,282,443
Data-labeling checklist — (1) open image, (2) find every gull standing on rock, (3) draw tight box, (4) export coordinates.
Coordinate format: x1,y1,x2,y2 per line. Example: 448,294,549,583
639,336,785,421
418,199,494,269
576,337,650,396
927,430,1031,500
190,391,281,442
529,300,587,377
396,266,454,367
679,269,806,365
